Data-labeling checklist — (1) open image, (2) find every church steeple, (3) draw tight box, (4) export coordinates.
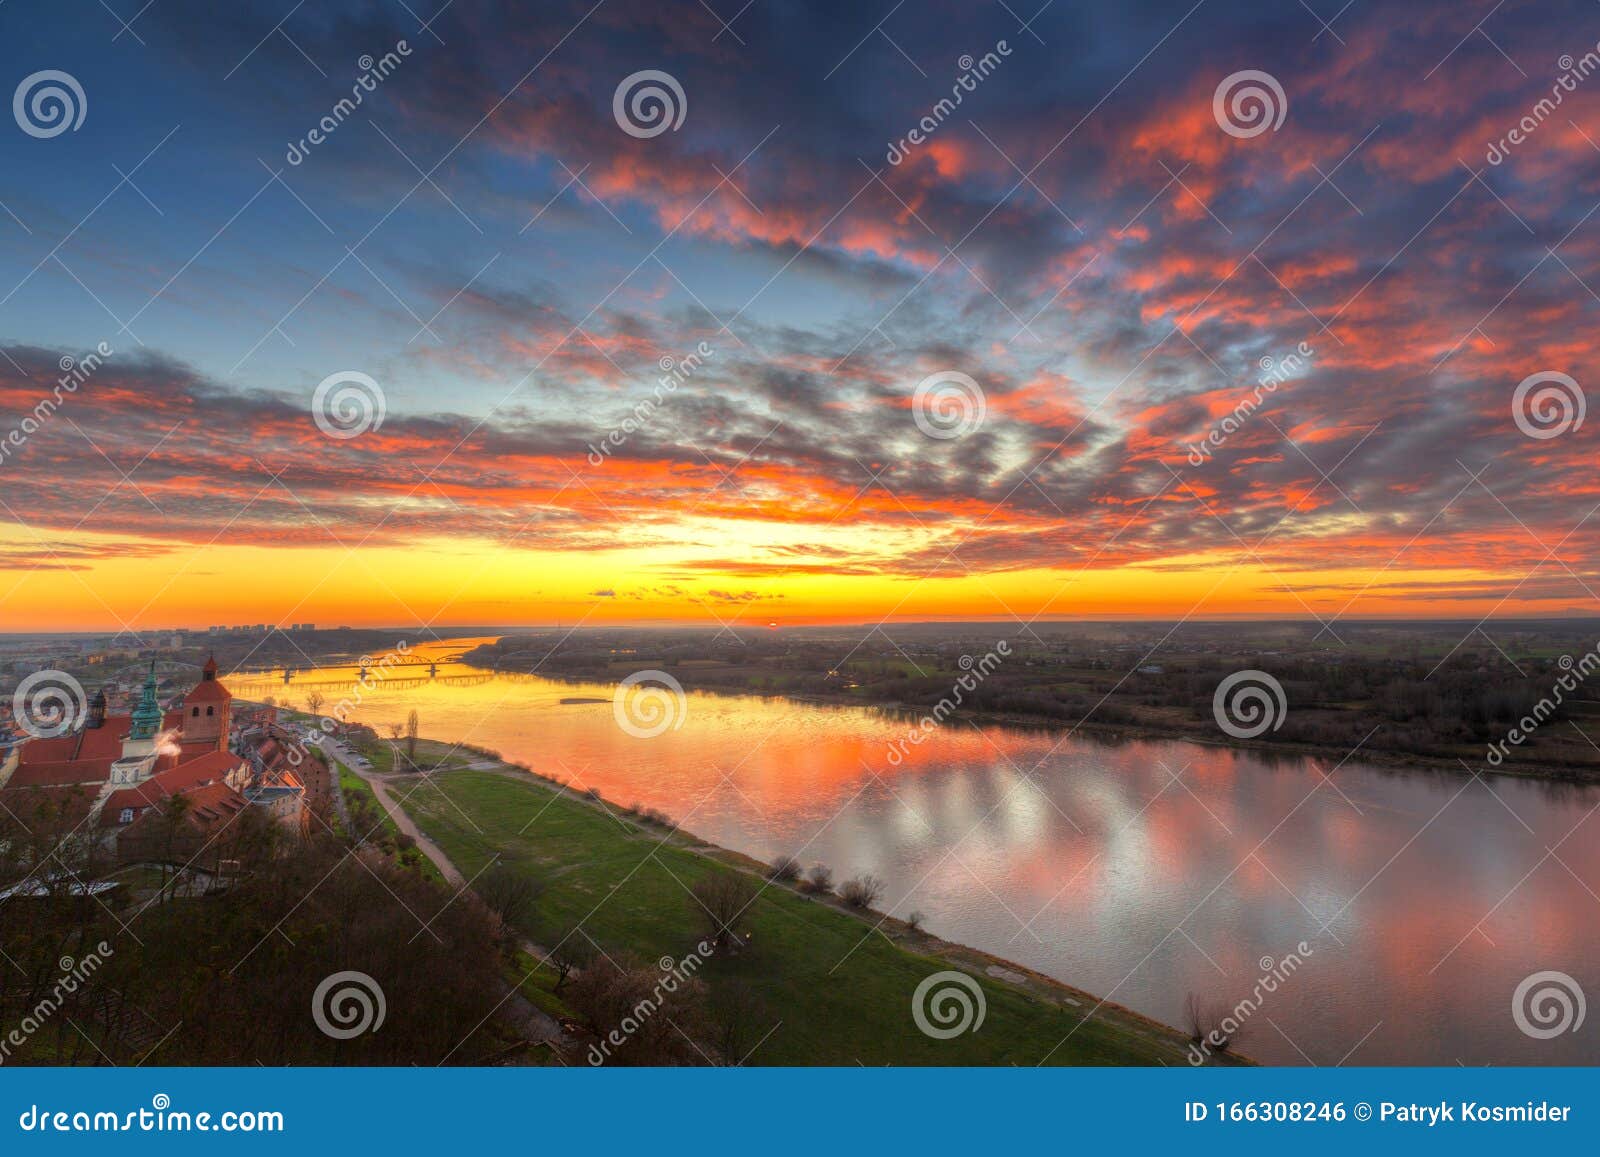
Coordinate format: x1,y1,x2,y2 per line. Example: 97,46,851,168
129,660,163,741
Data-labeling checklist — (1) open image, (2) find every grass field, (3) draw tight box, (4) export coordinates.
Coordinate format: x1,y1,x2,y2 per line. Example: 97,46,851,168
394,767,1229,1066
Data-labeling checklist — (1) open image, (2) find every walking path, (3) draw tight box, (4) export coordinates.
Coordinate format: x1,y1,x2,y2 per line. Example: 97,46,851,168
315,735,561,1046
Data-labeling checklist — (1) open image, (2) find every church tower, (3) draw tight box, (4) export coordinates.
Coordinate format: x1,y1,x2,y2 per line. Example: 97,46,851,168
110,662,164,785
182,655,232,751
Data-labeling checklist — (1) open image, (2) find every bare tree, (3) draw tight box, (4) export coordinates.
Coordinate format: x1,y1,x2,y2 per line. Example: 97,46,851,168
476,862,545,938
708,978,769,1065
304,690,325,718
689,873,757,951
801,863,833,894
839,873,884,910
1184,992,1232,1051
405,709,419,764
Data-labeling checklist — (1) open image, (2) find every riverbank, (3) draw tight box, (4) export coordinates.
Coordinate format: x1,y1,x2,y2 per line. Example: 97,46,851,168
458,648,1600,785
355,742,1243,1065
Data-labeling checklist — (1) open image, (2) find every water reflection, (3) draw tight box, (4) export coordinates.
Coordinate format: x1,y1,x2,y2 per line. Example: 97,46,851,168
232,638,1600,1065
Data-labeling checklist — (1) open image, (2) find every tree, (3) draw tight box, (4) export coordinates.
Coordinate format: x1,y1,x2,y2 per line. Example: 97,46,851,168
476,862,545,939
304,690,325,718
565,953,710,1065
839,872,884,910
689,873,756,952
405,709,419,764
708,978,769,1065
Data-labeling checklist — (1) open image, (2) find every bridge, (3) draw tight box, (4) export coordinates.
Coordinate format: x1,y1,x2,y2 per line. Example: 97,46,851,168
222,668,547,694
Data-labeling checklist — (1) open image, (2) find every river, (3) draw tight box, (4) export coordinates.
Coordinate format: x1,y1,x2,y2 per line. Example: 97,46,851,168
230,637,1600,1065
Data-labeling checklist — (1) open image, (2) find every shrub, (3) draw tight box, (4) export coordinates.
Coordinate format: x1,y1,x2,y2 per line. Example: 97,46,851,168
839,873,884,910
800,864,833,894
768,855,801,882
906,909,926,932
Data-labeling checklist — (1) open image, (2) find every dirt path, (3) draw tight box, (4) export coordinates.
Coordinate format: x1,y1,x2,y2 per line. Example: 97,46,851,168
364,773,466,888
320,739,564,1046
321,738,466,888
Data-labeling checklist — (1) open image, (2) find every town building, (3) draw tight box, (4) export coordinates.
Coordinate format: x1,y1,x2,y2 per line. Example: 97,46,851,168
0,658,305,863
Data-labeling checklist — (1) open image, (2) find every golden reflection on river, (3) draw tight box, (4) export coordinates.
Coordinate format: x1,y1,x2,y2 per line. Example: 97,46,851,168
233,638,1600,1065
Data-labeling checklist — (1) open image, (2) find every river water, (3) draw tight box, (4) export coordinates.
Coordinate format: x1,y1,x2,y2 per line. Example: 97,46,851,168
232,637,1600,1065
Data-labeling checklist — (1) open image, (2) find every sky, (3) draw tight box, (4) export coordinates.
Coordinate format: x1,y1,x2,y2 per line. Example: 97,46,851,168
0,0,1598,634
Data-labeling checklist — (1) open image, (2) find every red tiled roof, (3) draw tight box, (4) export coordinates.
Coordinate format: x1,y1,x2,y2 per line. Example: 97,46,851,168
6,758,115,788
118,781,247,835
102,750,246,821
0,784,100,827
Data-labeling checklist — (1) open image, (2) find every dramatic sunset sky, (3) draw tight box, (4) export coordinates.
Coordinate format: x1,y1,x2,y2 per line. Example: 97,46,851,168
1,0,1597,632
